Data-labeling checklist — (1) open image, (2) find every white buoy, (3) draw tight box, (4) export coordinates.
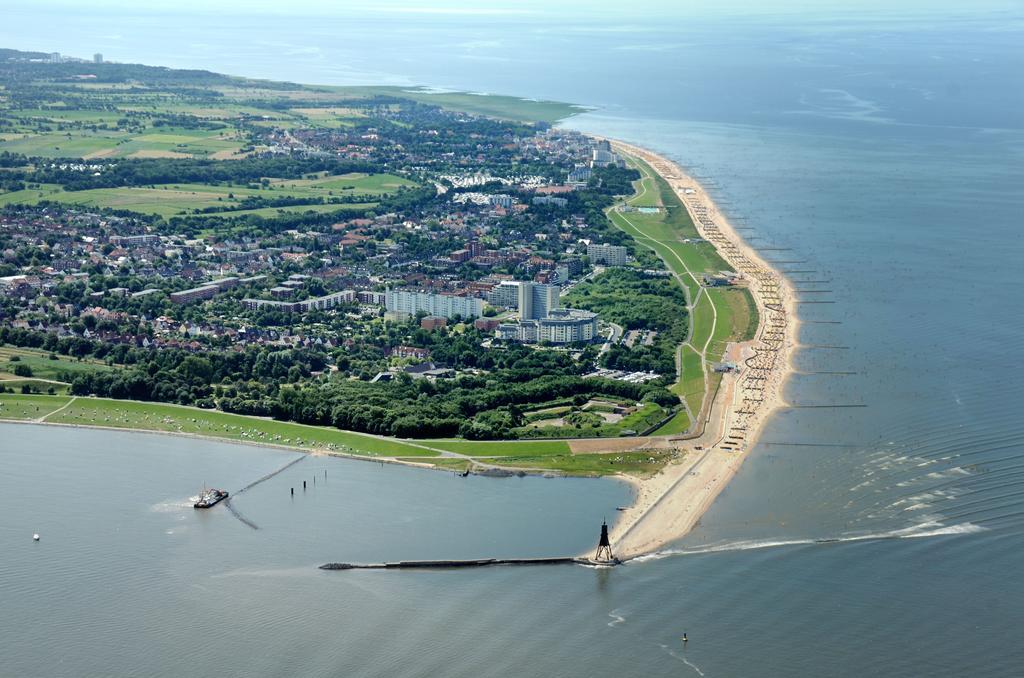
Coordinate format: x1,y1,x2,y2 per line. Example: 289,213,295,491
33,533,40,541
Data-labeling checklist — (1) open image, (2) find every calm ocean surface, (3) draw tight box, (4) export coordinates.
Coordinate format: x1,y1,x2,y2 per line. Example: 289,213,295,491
2,5,1023,676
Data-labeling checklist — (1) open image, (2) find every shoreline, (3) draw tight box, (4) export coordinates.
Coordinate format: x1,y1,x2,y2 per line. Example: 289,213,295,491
0,137,798,563
602,138,799,560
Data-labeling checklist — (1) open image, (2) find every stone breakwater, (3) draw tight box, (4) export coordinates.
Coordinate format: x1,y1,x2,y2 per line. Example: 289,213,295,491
319,557,618,570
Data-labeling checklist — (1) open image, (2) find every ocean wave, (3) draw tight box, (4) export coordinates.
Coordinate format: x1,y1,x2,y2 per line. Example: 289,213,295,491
607,609,626,627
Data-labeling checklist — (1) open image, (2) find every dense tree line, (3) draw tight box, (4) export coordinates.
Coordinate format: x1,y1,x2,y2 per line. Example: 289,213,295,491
565,268,688,376
30,156,380,191
1,325,678,439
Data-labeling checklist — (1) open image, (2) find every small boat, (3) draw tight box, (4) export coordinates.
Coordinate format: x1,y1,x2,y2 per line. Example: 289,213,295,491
194,485,229,509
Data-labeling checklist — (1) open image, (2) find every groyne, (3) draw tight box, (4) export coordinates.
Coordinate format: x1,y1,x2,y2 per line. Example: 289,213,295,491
319,556,616,571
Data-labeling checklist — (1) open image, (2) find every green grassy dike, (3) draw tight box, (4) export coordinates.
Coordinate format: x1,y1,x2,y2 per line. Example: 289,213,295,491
609,153,759,435
0,393,675,478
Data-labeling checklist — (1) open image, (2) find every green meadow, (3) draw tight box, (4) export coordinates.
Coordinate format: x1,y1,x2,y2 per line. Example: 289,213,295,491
609,153,760,430
0,394,671,477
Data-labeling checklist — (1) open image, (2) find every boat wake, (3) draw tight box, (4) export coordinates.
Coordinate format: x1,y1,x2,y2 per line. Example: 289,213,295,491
630,520,986,563
660,644,706,676
150,499,193,513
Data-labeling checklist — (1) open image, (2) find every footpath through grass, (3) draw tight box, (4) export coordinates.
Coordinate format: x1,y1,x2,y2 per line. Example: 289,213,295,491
0,394,439,457
611,153,760,429
0,394,673,477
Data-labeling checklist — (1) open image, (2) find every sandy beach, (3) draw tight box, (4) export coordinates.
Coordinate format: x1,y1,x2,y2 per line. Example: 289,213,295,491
599,139,800,560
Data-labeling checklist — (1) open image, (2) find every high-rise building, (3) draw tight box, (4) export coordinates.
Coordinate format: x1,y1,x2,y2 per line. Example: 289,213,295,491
586,243,629,266
385,288,483,319
93,53,103,64
517,281,560,321
486,280,521,309
48,52,61,64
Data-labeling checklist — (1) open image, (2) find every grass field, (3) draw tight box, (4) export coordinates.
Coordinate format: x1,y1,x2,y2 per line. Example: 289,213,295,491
493,450,676,478
417,439,571,456
677,346,706,417
10,395,442,457
326,86,587,123
0,379,71,395
0,394,671,477
519,402,670,439
0,394,73,420
651,410,691,436
0,346,115,381
197,202,377,219
0,172,413,217
609,153,761,432
0,125,246,159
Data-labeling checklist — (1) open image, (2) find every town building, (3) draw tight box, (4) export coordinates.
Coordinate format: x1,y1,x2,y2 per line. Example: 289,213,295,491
241,290,354,313
420,315,448,331
169,285,219,305
496,308,598,345
357,290,386,306
385,288,484,319
586,243,629,266
486,280,521,309
517,281,560,320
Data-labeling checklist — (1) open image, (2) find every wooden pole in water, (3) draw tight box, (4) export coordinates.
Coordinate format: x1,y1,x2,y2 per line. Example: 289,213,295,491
291,487,294,496
303,481,306,490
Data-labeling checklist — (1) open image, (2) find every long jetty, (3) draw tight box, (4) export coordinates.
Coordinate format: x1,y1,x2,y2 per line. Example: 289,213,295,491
320,556,614,571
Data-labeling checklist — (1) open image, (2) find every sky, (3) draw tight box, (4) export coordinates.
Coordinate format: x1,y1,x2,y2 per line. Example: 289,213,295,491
7,0,1018,18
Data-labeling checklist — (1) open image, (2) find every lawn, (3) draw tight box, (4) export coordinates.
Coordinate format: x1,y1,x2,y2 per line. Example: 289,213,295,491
651,410,691,436
493,450,677,478
677,345,706,417
19,396,441,457
0,394,72,420
689,293,716,353
706,287,758,361
627,161,662,208
0,393,681,477
418,439,571,456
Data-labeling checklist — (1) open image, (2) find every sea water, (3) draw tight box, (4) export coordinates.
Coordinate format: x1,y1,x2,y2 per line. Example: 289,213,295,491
2,4,1023,676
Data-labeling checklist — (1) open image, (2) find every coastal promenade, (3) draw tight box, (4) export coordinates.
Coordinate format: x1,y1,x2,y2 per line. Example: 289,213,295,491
602,140,798,559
